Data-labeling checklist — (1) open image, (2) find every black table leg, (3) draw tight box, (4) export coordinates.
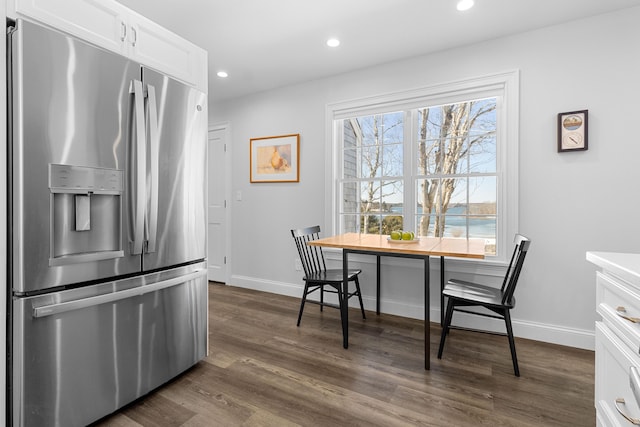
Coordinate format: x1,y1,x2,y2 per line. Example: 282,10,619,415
440,256,445,326
342,249,349,349
376,255,381,315
425,256,430,370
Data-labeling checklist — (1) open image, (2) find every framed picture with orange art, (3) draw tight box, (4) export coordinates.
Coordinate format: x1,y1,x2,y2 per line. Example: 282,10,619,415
250,133,300,183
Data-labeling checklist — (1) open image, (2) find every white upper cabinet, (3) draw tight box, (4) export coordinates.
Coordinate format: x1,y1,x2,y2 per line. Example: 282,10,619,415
128,13,206,92
7,0,207,92
8,0,128,53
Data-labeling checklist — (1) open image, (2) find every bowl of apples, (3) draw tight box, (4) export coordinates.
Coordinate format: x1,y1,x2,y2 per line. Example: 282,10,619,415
388,230,419,243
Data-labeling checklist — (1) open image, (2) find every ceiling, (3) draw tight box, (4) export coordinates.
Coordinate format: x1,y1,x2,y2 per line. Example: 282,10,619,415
116,0,640,101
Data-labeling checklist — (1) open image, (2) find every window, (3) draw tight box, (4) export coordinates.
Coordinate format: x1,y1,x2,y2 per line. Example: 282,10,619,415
341,112,405,235
415,99,497,254
328,71,519,261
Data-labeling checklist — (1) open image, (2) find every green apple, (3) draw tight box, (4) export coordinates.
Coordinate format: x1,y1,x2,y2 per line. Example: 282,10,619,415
390,230,402,240
402,231,412,240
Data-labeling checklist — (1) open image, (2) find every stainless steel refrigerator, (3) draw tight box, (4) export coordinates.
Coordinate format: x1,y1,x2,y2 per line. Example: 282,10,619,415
7,19,208,426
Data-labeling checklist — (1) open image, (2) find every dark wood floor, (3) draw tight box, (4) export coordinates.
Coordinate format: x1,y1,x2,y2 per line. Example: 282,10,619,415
95,282,595,426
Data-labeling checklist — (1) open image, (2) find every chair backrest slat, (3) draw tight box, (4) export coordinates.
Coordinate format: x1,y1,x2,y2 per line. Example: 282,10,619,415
291,226,326,276
501,234,531,305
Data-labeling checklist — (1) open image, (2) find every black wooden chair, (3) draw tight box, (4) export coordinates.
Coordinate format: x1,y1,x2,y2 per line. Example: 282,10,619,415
437,234,531,376
291,226,366,327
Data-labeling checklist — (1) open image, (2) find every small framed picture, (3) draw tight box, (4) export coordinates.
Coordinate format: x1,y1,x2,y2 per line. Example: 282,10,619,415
558,110,588,152
250,134,300,183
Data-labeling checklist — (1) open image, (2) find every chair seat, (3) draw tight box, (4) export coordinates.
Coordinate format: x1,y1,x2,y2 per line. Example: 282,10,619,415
305,269,362,284
444,279,515,308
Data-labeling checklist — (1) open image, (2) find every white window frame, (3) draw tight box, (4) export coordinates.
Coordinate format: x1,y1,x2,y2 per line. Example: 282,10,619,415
324,70,519,266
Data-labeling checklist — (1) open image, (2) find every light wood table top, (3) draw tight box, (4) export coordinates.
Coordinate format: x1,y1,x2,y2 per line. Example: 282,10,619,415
308,233,485,259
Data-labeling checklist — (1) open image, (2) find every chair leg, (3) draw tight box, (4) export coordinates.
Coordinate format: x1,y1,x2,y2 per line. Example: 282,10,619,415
320,284,324,312
336,281,345,323
504,309,520,377
437,299,455,359
296,282,310,326
354,277,366,320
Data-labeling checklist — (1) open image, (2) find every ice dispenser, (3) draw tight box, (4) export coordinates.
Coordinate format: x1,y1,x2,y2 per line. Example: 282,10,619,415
49,164,124,266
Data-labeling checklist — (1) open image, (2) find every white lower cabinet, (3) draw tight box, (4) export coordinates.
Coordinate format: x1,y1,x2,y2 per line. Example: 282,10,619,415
595,322,640,426
589,252,640,427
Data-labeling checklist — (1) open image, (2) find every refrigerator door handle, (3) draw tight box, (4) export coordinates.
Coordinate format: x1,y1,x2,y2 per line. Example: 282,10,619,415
146,84,159,253
131,79,146,255
32,269,206,318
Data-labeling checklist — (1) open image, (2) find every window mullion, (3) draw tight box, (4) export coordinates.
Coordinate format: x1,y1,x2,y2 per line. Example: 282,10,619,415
405,110,416,231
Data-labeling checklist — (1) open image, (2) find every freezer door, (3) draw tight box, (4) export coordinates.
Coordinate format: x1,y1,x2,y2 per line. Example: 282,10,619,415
11,263,208,427
9,19,142,293
141,67,207,270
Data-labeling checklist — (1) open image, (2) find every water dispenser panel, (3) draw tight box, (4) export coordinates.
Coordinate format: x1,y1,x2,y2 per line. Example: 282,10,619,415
49,164,124,266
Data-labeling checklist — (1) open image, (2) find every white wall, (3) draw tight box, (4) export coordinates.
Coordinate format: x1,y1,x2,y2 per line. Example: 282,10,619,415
209,7,640,350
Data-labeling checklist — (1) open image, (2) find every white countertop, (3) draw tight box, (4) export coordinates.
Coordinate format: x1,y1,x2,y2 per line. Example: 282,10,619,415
587,251,640,286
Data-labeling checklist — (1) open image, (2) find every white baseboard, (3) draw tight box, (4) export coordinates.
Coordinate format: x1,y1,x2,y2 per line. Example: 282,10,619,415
228,275,595,351
229,275,303,298
435,309,595,351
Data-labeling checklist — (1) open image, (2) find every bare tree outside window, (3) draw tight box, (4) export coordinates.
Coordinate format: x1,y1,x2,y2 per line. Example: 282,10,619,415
343,112,403,234
340,98,497,254
417,99,497,253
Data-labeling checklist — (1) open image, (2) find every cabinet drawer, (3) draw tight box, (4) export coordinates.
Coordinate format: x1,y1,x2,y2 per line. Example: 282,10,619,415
596,322,640,426
597,271,640,354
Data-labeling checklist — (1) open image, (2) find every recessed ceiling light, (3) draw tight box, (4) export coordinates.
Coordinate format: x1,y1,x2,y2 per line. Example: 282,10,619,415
217,71,228,78
326,38,340,48
456,0,474,11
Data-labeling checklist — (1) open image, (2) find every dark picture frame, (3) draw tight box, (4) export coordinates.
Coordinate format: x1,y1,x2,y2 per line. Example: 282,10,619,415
558,110,588,152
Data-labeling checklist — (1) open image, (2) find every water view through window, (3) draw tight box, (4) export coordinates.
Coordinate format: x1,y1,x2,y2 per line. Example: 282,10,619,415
339,98,498,255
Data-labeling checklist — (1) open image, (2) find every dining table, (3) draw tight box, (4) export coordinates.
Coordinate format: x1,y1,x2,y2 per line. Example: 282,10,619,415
307,232,485,370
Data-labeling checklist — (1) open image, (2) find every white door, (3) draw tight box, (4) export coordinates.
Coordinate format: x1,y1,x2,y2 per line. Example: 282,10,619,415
207,127,227,282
